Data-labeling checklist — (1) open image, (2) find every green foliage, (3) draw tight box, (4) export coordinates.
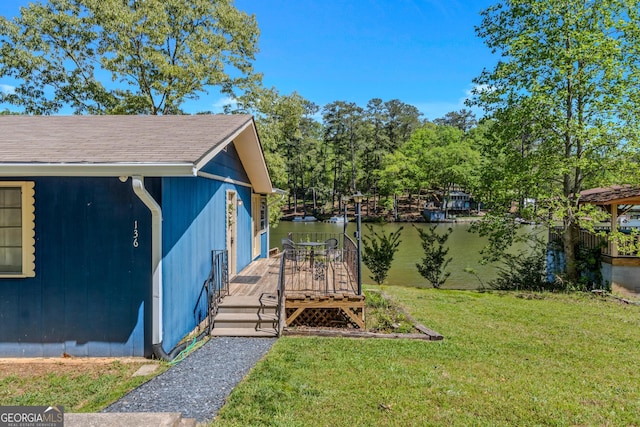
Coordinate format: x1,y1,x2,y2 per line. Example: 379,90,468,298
434,108,477,132
415,225,453,288
0,0,260,114
489,242,555,292
381,122,481,205
608,228,640,257
575,243,605,291
471,213,562,291
361,225,403,285
238,87,321,200
470,213,526,263
470,0,640,280
266,192,287,228
364,289,414,333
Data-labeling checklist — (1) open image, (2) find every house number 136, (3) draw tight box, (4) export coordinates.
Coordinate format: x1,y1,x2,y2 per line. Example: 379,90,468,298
133,220,139,247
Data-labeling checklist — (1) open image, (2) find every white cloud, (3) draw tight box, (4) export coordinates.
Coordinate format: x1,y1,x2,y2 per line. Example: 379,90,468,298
210,96,238,113
467,84,496,96
0,84,16,94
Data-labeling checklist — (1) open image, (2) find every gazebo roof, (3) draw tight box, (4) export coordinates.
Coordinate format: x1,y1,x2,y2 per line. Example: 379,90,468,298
579,186,640,205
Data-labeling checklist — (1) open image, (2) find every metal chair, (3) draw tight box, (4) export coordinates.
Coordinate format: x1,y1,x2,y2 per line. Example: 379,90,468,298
324,238,340,261
323,238,341,292
281,238,296,247
282,241,304,270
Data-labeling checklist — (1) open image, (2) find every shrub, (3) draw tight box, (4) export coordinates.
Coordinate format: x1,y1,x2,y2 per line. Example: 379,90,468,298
415,225,453,289
362,225,403,285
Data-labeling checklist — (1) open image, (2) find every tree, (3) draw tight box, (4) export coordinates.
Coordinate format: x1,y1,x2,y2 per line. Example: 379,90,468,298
387,122,481,216
415,225,453,289
362,225,403,285
471,0,640,281
0,0,260,114
363,99,422,214
235,87,323,214
434,109,477,132
322,101,366,204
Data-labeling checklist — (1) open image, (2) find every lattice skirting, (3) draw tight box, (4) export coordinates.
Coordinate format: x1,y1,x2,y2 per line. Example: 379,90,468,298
285,295,365,329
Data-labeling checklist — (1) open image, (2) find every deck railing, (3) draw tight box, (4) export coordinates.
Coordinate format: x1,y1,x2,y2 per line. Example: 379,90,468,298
550,227,639,258
279,233,359,297
277,254,286,335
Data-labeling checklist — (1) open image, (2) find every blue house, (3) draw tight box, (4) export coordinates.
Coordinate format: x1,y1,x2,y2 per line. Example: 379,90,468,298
0,115,273,358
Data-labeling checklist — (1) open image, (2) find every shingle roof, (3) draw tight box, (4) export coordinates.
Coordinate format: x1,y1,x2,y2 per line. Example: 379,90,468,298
0,114,253,164
0,114,273,193
579,186,640,205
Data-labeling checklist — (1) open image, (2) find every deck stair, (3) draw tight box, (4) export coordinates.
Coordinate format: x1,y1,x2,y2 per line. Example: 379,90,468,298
211,294,279,337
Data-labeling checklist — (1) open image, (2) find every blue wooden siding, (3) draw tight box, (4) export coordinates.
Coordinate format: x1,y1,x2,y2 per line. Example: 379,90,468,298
161,177,253,351
236,185,253,264
200,142,250,183
0,177,151,357
261,231,268,258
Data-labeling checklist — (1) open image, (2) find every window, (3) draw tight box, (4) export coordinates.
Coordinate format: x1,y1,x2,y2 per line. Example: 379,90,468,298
252,194,268,258
259,196,267,231
0,182,35,277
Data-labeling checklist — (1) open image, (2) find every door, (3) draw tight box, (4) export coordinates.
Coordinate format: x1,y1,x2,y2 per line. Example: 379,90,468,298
226,191,237,276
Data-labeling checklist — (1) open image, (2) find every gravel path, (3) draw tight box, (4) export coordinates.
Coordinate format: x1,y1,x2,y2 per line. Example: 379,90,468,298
104,337,276,423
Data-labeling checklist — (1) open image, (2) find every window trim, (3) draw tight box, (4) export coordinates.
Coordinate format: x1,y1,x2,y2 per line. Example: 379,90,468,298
0,181,35,278
252,194,268,258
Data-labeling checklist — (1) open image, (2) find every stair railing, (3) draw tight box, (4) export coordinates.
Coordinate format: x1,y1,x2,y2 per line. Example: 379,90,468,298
194,249,229,335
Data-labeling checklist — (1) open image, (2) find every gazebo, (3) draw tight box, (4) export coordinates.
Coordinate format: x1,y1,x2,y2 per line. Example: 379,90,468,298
578,186,640,296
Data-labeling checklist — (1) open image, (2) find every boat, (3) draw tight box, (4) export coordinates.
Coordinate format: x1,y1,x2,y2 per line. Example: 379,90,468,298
326,216,348,224
292,215,318,222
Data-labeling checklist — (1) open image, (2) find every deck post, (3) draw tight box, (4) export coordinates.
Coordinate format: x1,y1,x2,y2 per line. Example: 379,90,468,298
611,203,619,257
353,191,363,296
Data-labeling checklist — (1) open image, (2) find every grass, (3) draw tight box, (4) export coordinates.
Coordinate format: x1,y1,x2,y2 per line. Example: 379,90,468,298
0,360,168,412
364,289,415,333
211,287,640,426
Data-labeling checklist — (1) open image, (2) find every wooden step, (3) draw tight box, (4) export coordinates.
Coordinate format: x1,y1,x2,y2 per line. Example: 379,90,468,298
211,327,278,337
214,312,277,328
211,293,280,338
217,295,278,315
218,294,278,307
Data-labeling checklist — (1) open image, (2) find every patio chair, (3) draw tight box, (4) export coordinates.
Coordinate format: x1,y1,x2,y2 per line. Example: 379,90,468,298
281,238,296,247
282,241,304,270
324,238,340,261
323,238,341,292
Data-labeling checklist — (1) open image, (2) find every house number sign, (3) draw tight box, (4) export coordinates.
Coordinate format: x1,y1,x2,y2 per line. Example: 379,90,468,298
133,220,139,247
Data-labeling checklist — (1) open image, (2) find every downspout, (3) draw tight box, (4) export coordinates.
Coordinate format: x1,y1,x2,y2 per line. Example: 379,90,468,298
131,176,171,360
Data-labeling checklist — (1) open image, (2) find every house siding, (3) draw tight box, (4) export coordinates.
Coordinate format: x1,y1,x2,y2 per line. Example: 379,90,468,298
260,231,269,259
199,142,250,183
0,177,151,357
161,176,254,352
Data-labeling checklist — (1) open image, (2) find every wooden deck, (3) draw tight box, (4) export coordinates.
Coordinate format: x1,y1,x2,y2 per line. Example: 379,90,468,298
228,254,365,329
229,257,279,296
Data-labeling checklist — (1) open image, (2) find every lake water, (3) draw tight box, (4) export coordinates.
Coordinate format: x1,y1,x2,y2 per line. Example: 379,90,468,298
270,221,540,290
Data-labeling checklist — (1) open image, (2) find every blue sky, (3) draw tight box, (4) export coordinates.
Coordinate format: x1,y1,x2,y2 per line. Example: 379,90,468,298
0,0,497,120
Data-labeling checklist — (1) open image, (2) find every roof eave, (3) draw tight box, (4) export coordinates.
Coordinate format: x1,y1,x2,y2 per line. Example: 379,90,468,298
195,117,273,194
0,163,197,177
581,196,640,206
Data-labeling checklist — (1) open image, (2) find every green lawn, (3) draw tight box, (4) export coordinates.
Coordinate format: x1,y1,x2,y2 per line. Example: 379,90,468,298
212,287,640,426
0,360,167,412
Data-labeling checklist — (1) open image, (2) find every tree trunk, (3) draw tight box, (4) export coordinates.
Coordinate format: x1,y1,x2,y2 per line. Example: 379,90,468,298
562,222,579,282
